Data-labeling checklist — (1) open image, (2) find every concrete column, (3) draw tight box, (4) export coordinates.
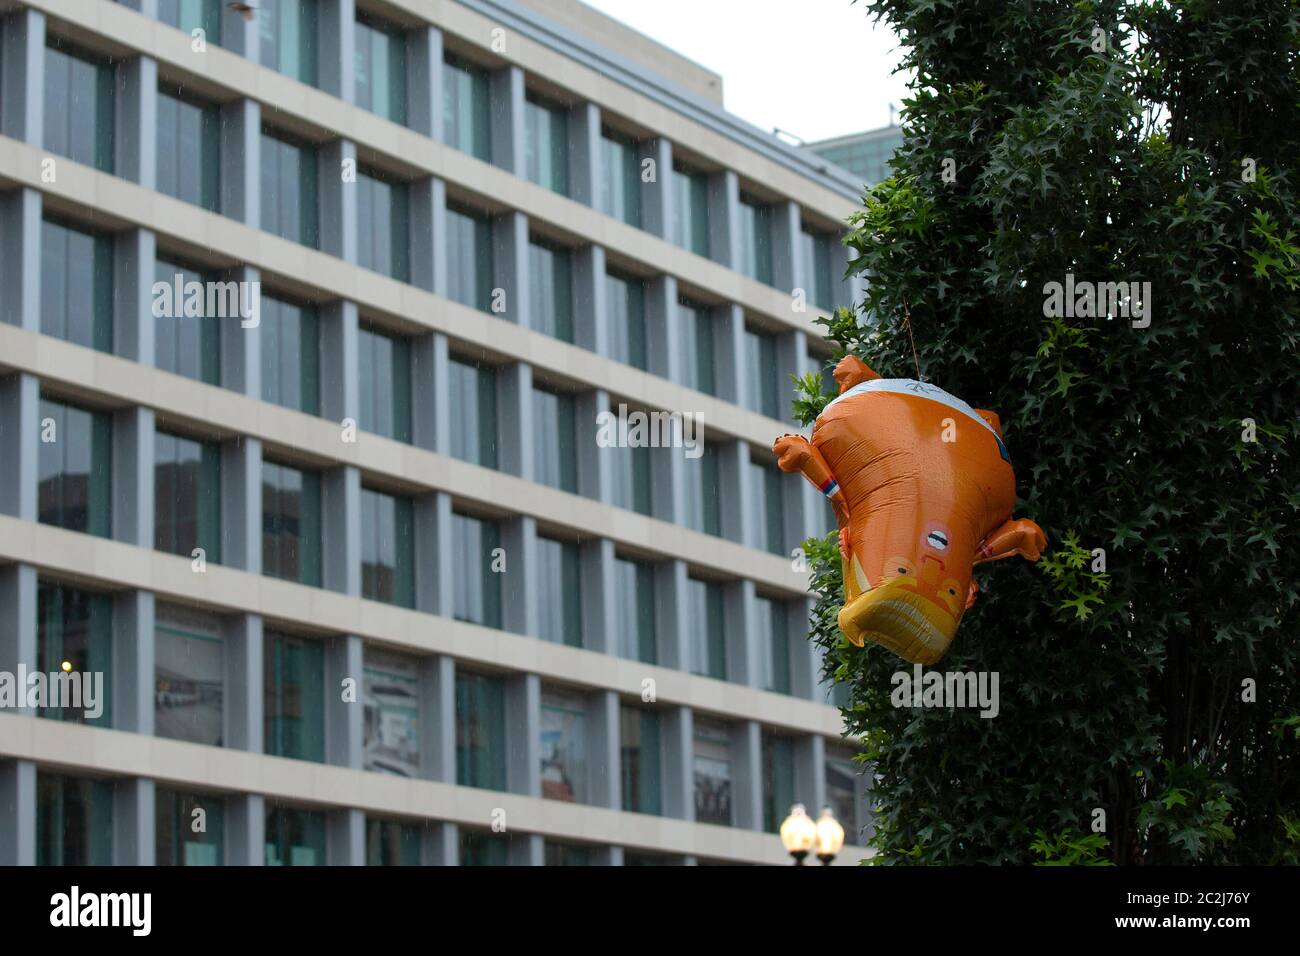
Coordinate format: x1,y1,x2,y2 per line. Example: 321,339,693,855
500,516,539,638
638,137,672,239
579,538,618,656
421,821,458,865
661,705,694,821
572,243,607,355
317,0,356,103
731,720,762,830
411,328,449,453
718,440,755,549
645,274,681,382
653,559,691,671
496,362,534,480
220,1,259,60
587,689,620,809
418,654,456,782
113,778,155,865
0,373,39,520
782,467,810,566
842,230,865,312
509,833,544,866
414,491,454,616
0,564,38,715
322,466,361,596
489,64,525,176
0,760,36,865
505,672,541,797
325,633,363,769
492,210,530,328
320,299,360,426
111,589,155,734
794,733,827,815
220,265,261,397
771,200,806,302
220,436,262,574
327,808,365,865
724,579,758,688
406,26,444,141
592,845,624,866
707,169,741,270
789,597,818,701
115,55,158,189
575,388,611,504
113,228,156,366
567,101,601,207
409,176,447,296
219,99,261,227
111,406,155,548
0,188,41,332
319,139,359,264
775,329,809,426
712,303,747,407
223,613,263,752
0,7,45,145
226,793,265,865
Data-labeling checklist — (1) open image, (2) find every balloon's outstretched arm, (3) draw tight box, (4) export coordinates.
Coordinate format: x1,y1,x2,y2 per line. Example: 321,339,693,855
975,518,1047,564
773,434,851,531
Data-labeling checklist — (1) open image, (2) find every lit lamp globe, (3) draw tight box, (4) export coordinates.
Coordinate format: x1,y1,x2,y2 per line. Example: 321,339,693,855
779,804,817,865
814,807,846,865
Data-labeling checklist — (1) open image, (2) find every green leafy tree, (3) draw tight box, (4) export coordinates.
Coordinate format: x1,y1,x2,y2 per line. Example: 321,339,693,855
796,0,1299,863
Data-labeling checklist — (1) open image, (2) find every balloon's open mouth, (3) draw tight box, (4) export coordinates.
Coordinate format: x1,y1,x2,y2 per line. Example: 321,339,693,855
837,579,958,665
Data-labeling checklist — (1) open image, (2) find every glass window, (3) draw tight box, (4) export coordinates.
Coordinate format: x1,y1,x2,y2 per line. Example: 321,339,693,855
156,85,220,211
155,604,224,746
800,224,835,311
540,686,587,804
358,324,412,442
264,631,325,762
528,239,573,341
524,91,569,195
445,205,494,311
363,647,420,777
613,556,656,664
154,257,221,384
599,127,640,227
754,596,791,695
605,271,647,369
762,731,796,833
738,196,773,285
41,218,113,352
357,169,410,281
442,54,490,161
156,788,224,865
260,294,320,414
693,716,732,826
687,576,726,680
532,386,577,493
366,817,420,865
683,443,720,537
452,512,501,628
38,398,112,537
448,357,497,468
36,772,113,865
743,325,779,419
261,460,322,586
677,298,715,396
258,0,317,86
456,672,506,791
265,805,326,865
748,457,786,557
360,486,414,607
620,706,661,816
826,743,864,846
261,128,318,247
671,161,709,257
354,14,406,125
157,0,224,45
459,829,508,865
43,40,114,173
37,582,112,725
609,438,651,516
544,842,591,866
537,536,581,647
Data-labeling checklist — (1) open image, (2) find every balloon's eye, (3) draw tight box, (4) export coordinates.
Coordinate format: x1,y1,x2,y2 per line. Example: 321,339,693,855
897,567,908,575
947,588,956,596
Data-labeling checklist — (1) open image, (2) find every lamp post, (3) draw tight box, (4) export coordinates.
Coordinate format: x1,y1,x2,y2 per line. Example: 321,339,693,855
780,804,845,865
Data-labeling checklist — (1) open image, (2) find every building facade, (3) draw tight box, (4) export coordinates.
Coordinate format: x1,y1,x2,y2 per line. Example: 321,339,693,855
0,0,871,865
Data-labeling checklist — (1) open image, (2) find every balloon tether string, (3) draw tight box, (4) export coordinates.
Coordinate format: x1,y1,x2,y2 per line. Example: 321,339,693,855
902,301,923,382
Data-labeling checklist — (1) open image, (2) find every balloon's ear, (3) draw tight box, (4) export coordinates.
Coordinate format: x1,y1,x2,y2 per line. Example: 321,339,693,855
833,355,880,394
975,409,1003,438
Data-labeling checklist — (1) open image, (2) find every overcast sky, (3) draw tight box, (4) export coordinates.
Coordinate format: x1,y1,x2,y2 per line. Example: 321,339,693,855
580,0,912,144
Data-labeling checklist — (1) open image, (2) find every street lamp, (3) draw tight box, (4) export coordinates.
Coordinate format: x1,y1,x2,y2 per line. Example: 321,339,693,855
779,804,817,865
814,806,846,865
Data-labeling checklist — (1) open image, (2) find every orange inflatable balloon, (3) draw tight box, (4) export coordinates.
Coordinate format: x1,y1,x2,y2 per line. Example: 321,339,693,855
774,356,1046,665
